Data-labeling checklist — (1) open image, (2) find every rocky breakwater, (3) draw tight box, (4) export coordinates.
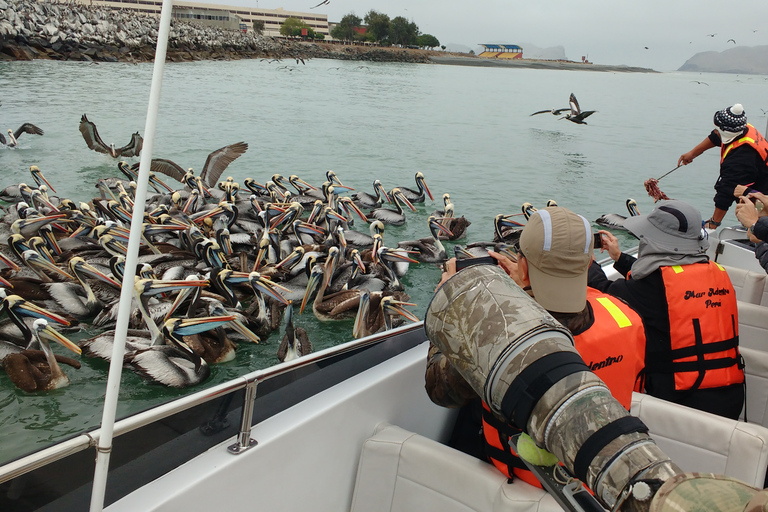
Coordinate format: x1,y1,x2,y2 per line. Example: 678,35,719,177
0,0,439,64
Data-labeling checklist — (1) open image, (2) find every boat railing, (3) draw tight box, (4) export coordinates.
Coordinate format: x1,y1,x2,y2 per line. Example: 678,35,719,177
0,321,425,485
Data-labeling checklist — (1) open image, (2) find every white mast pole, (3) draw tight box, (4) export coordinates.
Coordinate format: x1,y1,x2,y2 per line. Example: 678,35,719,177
89,0,174,509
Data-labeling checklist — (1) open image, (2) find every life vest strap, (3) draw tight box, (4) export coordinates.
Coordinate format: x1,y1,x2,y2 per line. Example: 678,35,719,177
482,406,520,438
483,443,529,471
648,335,739,362
573,416,649,483
500,352,590,429
645,356,741,374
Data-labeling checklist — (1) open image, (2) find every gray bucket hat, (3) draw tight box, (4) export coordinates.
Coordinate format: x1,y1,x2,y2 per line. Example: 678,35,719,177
623,200,708,254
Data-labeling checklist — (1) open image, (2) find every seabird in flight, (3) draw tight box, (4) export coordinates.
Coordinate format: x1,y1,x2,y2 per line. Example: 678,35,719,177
0,124,44,147
561,93,596,125
79,114,143,158
530,107,570,117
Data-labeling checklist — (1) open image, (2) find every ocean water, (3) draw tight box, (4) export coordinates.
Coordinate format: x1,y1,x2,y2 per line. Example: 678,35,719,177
0,58,765,463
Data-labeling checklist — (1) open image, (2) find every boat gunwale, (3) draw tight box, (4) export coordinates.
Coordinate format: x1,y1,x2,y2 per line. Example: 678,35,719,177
0,321,425,485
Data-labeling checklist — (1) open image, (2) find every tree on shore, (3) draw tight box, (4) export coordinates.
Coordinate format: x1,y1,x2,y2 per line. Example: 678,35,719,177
330,14,362,41
389,16,418,46
252,20,264,35
364,10,390,44
280,17,308,37
417,34,439,49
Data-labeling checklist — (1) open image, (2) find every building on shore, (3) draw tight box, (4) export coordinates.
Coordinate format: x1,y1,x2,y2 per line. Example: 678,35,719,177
478,44,523,59
71,0,329,37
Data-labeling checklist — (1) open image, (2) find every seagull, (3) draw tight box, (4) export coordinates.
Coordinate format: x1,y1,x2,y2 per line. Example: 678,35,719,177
727,39,736,44
0,124,44,147
560,93,596,125
706,33,717,37
79,114,143,158
132,142,248,189
690,80,709,85
309,0,329,8
530,107,570,117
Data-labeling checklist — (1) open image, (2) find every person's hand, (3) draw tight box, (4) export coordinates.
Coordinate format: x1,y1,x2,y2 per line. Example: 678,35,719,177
678,151,695,166
736,197,760,234
748,191,768,216
597,230,622,261
488,250,524,286
734,184,752,198
436,258,457,290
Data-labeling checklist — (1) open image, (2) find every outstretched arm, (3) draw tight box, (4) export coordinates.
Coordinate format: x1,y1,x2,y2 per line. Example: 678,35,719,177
678,136,717,166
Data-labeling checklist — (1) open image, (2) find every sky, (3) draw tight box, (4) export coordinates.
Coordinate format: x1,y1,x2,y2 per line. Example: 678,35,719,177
200,0,768,72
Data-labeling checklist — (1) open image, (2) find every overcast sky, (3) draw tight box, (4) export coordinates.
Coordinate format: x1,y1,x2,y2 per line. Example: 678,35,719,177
203,0,767,72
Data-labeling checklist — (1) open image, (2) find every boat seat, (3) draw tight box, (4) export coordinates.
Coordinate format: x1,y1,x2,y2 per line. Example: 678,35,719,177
350,423,562,512
721,264,766,304
630,392,768,488
737,301,768,428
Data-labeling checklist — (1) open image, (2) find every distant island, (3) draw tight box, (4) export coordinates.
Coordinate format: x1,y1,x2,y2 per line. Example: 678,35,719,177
678,45,768,74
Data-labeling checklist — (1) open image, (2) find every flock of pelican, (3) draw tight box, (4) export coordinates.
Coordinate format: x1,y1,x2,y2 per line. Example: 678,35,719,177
0,146,480,393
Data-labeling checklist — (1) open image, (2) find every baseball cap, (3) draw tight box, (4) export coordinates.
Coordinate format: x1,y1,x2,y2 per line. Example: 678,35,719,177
623,200,709,254
519,207,593,313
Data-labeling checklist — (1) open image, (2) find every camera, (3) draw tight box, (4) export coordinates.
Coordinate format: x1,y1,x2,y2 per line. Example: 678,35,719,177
455,255,499,271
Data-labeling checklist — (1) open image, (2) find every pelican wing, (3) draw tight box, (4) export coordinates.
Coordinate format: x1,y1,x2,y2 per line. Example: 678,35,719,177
576,110,596,121
14,123,44,139
530,110,551,116
0,132,5,145
132,158,187,184
568,93,581,115
199,142,248,188
79,114,111,154
116,132,143,157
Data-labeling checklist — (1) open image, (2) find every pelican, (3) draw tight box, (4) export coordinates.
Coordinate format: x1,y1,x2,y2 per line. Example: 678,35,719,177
46,257,122,320
0,123,44,147
277,301,312,362
595,199,640,230
137,142,248,189
395,172,433,203
493,214,524,243
438,205,471,241
351,180,390,210
397,216,452,263
126,316,235,388
352,290,418,339
369,188,416,226
561,93,596,125
3,319,81,392
300,247,361,321
79,114,143,158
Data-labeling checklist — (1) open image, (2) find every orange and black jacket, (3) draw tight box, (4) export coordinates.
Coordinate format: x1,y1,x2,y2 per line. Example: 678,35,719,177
481,289,646,485
710,124,768,211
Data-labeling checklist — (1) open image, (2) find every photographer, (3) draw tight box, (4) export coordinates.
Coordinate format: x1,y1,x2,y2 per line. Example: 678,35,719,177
735,191,768,273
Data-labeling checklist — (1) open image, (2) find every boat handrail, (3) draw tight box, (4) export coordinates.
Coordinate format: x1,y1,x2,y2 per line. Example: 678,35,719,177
0,321,426,485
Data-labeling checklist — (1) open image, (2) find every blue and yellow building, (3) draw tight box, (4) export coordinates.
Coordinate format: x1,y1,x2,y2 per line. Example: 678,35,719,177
478,44,523,59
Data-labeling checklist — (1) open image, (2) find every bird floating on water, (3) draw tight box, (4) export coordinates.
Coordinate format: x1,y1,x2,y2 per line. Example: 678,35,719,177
79,114,143,158
0,124,44,147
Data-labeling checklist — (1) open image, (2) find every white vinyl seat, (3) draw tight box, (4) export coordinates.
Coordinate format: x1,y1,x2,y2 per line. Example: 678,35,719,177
737,301,768,428
350,423,562,512
721,264,767,305
631,392,768,488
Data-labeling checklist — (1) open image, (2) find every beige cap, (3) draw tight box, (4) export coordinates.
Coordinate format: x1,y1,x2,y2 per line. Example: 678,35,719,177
519,207,593,313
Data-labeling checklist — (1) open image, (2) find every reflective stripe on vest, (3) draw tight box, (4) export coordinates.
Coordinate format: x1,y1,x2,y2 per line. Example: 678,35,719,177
577,288,646,409
721,124,768,164
655,262,743,391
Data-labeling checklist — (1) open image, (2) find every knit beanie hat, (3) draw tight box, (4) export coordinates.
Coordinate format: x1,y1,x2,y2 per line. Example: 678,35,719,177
713,104,748,144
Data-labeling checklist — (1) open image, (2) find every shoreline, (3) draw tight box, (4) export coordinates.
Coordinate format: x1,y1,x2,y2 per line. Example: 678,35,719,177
430,55,657,73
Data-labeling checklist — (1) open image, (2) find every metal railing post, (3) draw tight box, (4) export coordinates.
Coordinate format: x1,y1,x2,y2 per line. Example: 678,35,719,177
227,380,259,454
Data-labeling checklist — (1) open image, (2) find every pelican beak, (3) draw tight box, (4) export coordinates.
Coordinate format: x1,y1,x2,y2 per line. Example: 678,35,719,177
375,181,391,203
166,315,236,336
500,215,525,228
23,251,75,281
137,278,209,297
9,296,71,326
163,286,196,322
383,299,420,323
300,270,322,314
294,177,317,191
0,275,13,288
252,245,266,272
325,208,347,222
73,259,122,289
420,177,433,201
190,205,224,224
344,200,369,223
352,251,366,273
395,191,417,212
149,172,174,193
0,251,20,271
381,249,419,264
227,318,261,344
34,169,57,193
40,323,81,355
372,236,382,265
250,275,290,306
296,222,325,237
431,218,453,237
352,293,371,338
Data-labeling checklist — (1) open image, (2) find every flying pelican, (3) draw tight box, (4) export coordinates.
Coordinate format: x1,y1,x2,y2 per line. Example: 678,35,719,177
595,199,640,230
530,107,570,116
79,114,143,158
397,216,453,263
0,123,44,147
276,301,312,362
138,142,249,190
3,319,81,392
369,188,416,226
395,172,433,203
561,93,596,125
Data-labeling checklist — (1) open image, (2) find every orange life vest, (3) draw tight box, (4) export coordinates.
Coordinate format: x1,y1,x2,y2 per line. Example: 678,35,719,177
480,289,646,485
647,262,744,391
721,124,768,164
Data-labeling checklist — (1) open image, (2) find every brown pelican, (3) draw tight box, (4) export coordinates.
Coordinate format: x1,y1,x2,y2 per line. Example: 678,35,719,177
79,114,143,158
352,290,418,339
182,303,261,364
530,106,570,116
397,216,452,263
136,141,248,189
352,180,390,210
3,319,81,392
369,188,416,226
0,291,71,348
45,257,121,320
595,199,640,230
561,93,596,125
0,124,44,147
395,172,433,203
277,301,312,362
125,316,235,388
300,247,361,321
492,213,524,243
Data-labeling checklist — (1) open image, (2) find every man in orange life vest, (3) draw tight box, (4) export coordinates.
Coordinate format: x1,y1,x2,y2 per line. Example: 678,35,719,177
425,206,646,487
589,199,745,419
677,103,768,230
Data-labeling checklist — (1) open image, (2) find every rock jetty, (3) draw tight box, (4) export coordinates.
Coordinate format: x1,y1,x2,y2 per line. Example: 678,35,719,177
0,0,436,63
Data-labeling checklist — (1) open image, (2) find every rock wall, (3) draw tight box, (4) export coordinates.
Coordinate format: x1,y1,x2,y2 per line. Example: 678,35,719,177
0,0,436,63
